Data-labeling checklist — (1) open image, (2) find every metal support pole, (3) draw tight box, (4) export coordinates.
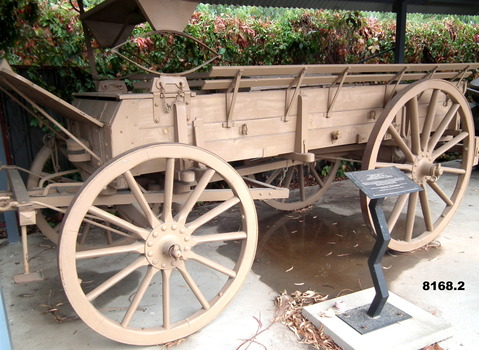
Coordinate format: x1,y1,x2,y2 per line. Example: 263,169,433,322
0,97,19,243
367,198,391,317
394,0,408,64
0,285,13,350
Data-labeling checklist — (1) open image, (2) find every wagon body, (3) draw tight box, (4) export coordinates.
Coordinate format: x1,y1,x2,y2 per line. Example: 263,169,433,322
68,64,470,178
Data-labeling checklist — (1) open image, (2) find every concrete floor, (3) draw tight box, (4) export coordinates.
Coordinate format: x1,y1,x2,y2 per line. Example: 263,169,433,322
1,164,478,349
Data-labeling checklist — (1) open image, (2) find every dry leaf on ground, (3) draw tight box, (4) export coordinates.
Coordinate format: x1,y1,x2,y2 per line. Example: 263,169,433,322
275,290,342,350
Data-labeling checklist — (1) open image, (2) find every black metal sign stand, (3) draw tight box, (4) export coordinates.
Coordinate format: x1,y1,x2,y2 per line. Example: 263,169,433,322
367,197,391,317
341,166,422,331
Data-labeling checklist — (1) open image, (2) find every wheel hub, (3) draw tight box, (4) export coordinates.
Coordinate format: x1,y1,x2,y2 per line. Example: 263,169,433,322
411,152,442,184
144,222,190,269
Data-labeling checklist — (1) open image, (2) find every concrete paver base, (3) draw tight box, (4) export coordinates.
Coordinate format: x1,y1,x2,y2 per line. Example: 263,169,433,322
302,288,453,350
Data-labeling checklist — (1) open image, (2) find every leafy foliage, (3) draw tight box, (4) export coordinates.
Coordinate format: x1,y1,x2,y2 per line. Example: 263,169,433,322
1,1,479,87
406,18,479,63
0,0,39,52
2,1,84,66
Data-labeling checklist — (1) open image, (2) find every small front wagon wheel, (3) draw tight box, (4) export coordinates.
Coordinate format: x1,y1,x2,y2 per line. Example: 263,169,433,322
362,79,474,252
28,143,135,249
58,143,257,345
27,142,76,245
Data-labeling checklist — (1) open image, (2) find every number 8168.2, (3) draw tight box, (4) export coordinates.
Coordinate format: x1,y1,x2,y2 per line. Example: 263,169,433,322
423,281,465,291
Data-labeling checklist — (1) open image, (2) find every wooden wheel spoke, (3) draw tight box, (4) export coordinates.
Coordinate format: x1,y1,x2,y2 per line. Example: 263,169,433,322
330,160,342,176
175,168,215,224
283,166,295,189
299,165,306,201
106,227,113,245
375,162,413,172
88,206,149,240
187,251,237,278
388,125,415,163
419,186,434,232
265,168,282,185
427,103,460,152
187,196,240,231
163,158,175,222
431,131,468,160
427,181,454,206
76,241,144,260
192,231,247,245
78,222,92,246
406,96,421,154
161,269,172,329
121,266,158,328
177,265,210,310
308,163,324,187
124,170,161,228
405,192,419,242
280,166,295,203
82,215,136,240
421,89,440,150
86,257,148,302
387,194,409,232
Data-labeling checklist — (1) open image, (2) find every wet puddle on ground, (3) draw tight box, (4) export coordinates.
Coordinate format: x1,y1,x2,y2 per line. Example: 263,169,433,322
251,203,442,297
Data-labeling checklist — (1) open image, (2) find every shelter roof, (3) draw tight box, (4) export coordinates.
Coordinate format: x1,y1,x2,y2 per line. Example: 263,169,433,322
201,0,479,16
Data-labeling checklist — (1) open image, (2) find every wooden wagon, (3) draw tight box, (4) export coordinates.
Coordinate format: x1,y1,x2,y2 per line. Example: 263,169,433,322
1,0,478,345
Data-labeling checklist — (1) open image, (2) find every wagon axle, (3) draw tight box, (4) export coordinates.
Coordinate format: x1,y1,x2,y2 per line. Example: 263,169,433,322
411,153,442,184
145,224,189,268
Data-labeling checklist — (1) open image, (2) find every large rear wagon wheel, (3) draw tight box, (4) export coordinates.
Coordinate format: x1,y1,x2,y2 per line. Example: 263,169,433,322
58,143,257,345
362,79,474,252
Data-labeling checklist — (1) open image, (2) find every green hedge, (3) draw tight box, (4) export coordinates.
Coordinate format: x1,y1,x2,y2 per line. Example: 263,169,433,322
1,1,479,89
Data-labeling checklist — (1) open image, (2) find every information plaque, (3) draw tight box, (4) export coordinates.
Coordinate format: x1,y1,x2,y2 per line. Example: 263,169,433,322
345,166,422,200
